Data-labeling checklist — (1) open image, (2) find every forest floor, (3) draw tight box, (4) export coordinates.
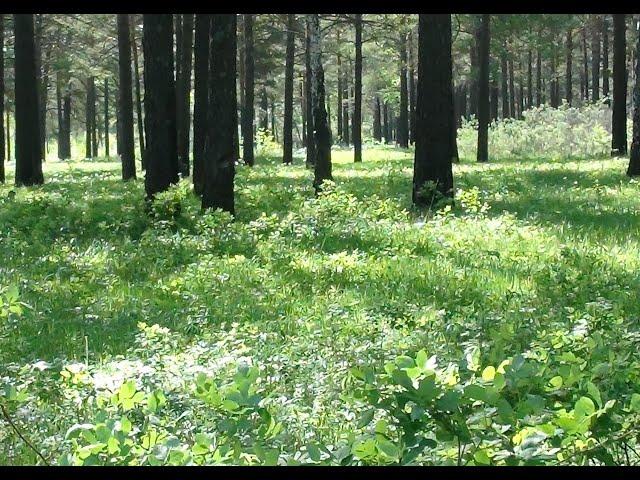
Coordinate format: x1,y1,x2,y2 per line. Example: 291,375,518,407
1,145,640,465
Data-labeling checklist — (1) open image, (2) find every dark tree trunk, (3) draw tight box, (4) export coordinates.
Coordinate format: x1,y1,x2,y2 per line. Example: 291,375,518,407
283,14,295,165
490,78,499,122
242,14,255,166
300,77,306,146
336,49,343,144
0,14,4,183
383,101,390,143
583,27,590,102
508,57,515,116
202,14,236,214
192,14,210,195
85,77,95,159
342,76,349,146
353,13,363,162
271,98,277,141
536,47,542,106
461,83,468,119
603,16,610,102
35,14,46,163
469,34,478,117
413,14,454,206
501,52,510,118
591,15,601,102
143,14,178,199
177,13,193,177
566,29,573,106
104,78,110,157
409,31,416,144
550,52,559,108
612,14,627,156
307,14,331,192
305,21,315,166
260,85,268,131
477,14,490,163
373,96,382,141
118,14,136,180
628,20,640,176
56,72,64,160
130,17,145,168
398,32,409,148
14,14,43,186
62,91,71,159
6,108,10,164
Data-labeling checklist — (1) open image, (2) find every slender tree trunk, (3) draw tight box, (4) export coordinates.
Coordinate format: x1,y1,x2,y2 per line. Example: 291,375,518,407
409,30,416,144
35,14,46,162
536,47,542,106
603,16,610,102
202,14,236,213
353,13,363,162
143,14,178,199
85,77,94,158
612,14,628,156
342,75,350,145
271,98,277,141
469,34,478,117
591,15,601,102
583,27,590,102
300,77,306,146
461,83,468,119
118,14,136,180
477,14,490,163
192,14,210,195
307,14,331,192
490,77,499,121
242,14,255,166
501,52,510,118
398,32,409,148
6,108,10,163
283,13,295,165
550,52,559,108
0,15,4,183
104,78,110,157
130,17,145,168
176,13,193,177
413,14,454,206
527,49,533,109
336,48,343,144
260,85,268,131
62,90,71,159
508,57,515,116
305,20,315,167
373,96,382,141
628,19,640,175
56,72,64,160
566,29,573,106
14,14,43,186
383,101,390,143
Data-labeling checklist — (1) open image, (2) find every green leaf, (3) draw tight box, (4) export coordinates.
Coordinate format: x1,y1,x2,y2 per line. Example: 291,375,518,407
481,366,496,382
307,442,321,462
377,439,399,459
629,393,640,413
464,384,487,402
574,396,595,418
118,380,137,400
474,449,491,465
357,408,376,428
549,376,563,389
586,381,602,408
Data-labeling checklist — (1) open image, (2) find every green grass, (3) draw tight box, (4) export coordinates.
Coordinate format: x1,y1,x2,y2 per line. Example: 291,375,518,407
1,145,640,465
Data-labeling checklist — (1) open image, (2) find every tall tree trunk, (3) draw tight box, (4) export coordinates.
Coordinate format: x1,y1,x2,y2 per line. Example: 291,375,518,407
536,47,542,106
260,85,268,131
409,30,416,144
566,29,573,106
91,81,98,158
104,78,110,157
85,77,94,158
6,107,10,163
550,51,559,108
508,57,515,116
527,49,533,108
56,72,64,160
490,77,499,121
469,35,478,117
192,14,210,195
353,13,363,161
35,14,46,162
383,101,390,143
177,13,193,177
118,14,136,180
271,98,277,141
202,14,236,214
143,14,178,199
501,52,510,118
612,14,628,156
342,74,349,145
603,15,610,102
130,17,145,168
14,14,43,186
283,13,295,165
591,15,601,102
242,14,255,166
398,32,409,148
305,20,315,167
413,14,454,206
373,96,382,141
628,19,640,176
477,14,490,163
583,27,590,102
336,47,343,144
0,14,4,183
307,14,331,192
300,77,306,146
62,90,71,159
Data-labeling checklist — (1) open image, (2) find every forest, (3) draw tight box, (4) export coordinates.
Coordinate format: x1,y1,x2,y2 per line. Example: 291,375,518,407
1,12,640,467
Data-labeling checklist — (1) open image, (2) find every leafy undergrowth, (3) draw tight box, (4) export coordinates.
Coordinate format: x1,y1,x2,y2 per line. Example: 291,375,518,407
1,146,640,465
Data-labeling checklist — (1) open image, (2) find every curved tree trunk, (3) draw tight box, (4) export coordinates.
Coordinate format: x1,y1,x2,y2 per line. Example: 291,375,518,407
14,14,43,186
118,14,136,180
202,14,237,214
413,14,454,206
143,14,178,199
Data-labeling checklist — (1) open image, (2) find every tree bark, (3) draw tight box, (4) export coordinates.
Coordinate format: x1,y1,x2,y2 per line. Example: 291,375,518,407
342,72,350,145
628,19,640,176
0,15,4,183
14,14,43,186
501,52,510,118
536,47,542,106
130,17,145,168
62,89,71,159
611,14,627,156
527,49,533,109
409,30,416,144
283,13,295,165
192,14,210,195
583,27,590,102
85,77,95,159
469,33,478,117
413,14,454,206
603,15,610,102
566,29,573,106
508,57,516,116
477,14,490,163
591,15,601,102
202,14,236,214
260,85,268,131
104,78,110,158
490,77,499,121
242,14,255,166
383,101,390,143
398,32,409,148
373,96,382,141
353,13,363,161
143,14,178,199
336,47,343,144
177,13,193,177
307,14,331,192
118,14,136,180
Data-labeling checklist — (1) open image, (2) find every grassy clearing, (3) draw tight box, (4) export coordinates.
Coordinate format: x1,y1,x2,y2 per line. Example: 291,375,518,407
1,145,639,465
